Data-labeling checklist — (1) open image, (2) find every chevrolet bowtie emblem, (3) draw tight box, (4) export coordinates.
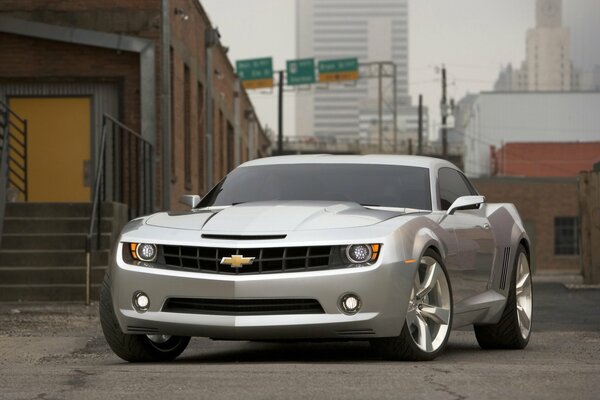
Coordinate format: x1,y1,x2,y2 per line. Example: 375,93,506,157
220,254,255,268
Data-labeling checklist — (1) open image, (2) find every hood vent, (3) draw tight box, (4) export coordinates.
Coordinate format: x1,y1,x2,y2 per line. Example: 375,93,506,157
201,234,287,240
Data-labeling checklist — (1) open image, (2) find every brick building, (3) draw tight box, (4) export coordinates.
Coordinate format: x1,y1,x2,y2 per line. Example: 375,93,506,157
473,177,580,275
0,0,271,211
491,142,600,177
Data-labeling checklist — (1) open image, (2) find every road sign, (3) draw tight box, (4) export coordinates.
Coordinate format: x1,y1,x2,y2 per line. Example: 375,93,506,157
286,58,316,85
318,58,359,83
236,57,273,89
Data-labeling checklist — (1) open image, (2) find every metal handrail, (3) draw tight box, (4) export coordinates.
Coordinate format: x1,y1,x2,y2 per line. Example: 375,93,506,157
85,114,154,304
0,101,28,248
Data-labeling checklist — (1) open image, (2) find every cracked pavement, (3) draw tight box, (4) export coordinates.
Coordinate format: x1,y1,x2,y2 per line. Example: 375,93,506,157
0,282,598,399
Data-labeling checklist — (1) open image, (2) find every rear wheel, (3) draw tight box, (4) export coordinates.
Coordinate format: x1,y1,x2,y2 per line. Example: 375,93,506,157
99,274,190,362
372,249,453,361
474,244,532,349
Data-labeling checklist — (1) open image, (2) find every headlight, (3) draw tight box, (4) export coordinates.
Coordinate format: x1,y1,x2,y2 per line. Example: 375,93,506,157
129,243,157,262
345,244,381,264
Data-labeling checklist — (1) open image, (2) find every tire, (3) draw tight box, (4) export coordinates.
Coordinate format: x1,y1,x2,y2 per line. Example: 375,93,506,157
371,249,453,361
99,274,191,362
474,244,532,349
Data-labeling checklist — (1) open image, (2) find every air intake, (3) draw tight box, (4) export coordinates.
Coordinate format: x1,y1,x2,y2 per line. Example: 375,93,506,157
162,298,325,316
201,234,287,240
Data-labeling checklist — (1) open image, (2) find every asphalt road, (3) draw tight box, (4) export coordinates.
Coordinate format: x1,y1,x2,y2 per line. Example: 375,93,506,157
0,283,598,400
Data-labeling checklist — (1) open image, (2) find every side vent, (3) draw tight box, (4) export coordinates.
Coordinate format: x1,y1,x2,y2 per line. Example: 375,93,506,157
500,247,511,290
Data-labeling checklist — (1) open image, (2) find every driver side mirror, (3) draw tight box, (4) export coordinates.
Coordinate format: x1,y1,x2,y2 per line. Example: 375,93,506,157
179,195,202,208
446,195,485,215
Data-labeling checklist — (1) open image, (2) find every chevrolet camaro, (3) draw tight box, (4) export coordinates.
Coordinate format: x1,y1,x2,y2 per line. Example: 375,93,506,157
100,155,533,362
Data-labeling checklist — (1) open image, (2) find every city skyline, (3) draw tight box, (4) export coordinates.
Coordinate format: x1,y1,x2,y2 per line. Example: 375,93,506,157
201,0,599,139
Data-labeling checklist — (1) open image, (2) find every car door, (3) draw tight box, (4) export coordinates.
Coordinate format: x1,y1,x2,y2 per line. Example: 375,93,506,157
438,168,496,301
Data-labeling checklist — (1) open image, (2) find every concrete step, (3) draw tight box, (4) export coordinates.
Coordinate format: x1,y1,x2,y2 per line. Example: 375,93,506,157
0,266,106,285
0,284,101,301
2,217,113,234
0,250,109,267
0,233,111,250
4,202,115,218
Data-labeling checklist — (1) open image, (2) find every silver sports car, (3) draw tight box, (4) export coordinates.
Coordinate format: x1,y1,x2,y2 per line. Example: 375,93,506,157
100,155,533,362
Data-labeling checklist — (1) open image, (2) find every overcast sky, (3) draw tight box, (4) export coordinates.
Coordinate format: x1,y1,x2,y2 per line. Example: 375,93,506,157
200,0,599,139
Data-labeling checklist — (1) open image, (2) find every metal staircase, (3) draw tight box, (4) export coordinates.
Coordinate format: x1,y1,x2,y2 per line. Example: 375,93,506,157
0,100,28,248
0,108,153,302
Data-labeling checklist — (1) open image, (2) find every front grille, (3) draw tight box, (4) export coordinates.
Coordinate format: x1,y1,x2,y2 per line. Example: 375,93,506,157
162,297,325,316
161,245,335,275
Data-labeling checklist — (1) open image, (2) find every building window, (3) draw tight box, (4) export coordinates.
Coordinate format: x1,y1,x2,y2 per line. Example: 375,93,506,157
218,108,224,179
227,121,234,171
170,47,176,183
554,217,579,255
184,64,192,190
197,82,205,194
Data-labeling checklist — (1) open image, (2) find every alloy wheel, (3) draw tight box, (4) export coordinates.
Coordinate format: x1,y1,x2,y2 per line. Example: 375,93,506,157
515,253,533,339
406,256,451,353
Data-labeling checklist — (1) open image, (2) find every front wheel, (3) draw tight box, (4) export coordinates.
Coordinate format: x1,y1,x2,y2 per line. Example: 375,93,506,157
372,249,453,361
474,244,532,349
99,274,191,362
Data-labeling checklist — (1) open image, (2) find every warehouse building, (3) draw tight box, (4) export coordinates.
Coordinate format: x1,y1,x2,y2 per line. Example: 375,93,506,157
0,0,270,210
0,0,270,301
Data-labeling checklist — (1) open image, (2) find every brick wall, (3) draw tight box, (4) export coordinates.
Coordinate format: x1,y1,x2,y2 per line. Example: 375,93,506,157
492,142,600,177
0,32,141,130
0,0,269,211
473,177,580,273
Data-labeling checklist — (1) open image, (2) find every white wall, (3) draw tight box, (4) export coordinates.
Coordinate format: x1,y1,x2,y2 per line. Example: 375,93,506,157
463,91,600,177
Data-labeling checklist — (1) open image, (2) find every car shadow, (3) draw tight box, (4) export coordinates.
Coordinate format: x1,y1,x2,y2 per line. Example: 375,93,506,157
171,335,483,364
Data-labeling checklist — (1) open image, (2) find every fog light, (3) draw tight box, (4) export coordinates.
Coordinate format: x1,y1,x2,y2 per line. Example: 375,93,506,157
133,291,150,312
346,244,372,264
339,293,361,315
135,243,157,262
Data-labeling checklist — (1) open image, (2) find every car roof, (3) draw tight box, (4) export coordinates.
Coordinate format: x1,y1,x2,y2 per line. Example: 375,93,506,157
240,154,459,171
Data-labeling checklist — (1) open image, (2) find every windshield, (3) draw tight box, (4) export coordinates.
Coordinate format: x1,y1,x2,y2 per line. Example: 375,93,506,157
198,163,432,210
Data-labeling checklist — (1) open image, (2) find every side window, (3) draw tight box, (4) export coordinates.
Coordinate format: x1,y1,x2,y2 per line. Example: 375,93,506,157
438,168,474,210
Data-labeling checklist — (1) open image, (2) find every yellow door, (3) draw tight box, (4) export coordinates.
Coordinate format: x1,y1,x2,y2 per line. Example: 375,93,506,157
10,97,91,202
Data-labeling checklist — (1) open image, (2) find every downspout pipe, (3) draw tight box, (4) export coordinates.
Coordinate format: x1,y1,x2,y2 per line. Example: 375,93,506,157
161,0,171,210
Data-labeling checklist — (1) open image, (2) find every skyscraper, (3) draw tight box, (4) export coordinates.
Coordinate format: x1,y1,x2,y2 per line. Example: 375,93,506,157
494,0,573,91
296,0,414,142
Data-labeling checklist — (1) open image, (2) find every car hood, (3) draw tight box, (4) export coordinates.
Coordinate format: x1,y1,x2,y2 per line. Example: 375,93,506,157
145,201,403,233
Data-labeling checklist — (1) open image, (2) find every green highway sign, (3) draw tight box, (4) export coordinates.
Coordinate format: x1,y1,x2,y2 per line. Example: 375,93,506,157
286,58,316,85
318,58,359,83
236,57,274,89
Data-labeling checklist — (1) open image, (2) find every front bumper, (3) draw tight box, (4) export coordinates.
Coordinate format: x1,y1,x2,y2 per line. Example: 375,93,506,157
110,242,416,340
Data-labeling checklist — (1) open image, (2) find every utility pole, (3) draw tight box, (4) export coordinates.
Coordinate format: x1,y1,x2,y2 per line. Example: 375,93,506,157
277,70,284,155
418,94,423,155
378,63,383,153
392,63,398,153
441,65,448,158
